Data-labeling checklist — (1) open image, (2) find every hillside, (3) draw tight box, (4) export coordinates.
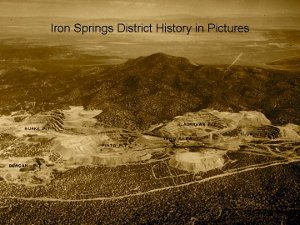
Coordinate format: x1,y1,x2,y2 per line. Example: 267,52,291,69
80,53,300,129
0,52,299,130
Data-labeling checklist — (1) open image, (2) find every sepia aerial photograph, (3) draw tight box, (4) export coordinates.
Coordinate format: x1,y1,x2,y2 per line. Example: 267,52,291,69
0,0,299,224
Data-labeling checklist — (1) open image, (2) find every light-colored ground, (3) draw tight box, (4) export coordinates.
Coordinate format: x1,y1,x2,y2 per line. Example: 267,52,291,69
0,107,299,186
169,150,226,173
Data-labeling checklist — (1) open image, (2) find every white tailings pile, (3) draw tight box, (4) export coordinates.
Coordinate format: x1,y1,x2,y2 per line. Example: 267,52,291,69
169,150,226,173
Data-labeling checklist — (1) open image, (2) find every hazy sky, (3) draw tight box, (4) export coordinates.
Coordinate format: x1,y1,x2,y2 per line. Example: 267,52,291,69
0,0,299,18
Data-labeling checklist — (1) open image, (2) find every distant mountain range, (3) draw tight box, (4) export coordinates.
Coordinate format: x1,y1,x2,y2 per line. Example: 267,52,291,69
1,53,299,130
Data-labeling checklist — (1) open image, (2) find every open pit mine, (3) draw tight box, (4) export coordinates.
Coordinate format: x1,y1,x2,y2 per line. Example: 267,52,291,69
0,106,299,186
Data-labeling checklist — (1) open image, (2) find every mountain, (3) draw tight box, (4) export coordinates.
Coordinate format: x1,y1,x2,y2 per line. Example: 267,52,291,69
0,52,299,130
79,53,300,129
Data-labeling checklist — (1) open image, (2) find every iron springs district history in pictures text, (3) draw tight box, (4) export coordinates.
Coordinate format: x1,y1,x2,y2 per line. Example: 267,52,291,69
51,23,250,35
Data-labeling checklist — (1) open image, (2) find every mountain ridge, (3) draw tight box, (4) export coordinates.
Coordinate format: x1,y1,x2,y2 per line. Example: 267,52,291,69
82,53,300,129
0,52,299,130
